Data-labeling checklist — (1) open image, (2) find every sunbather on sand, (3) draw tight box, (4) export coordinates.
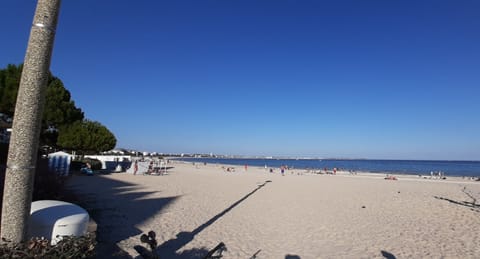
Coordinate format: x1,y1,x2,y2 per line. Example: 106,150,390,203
385,174,397,180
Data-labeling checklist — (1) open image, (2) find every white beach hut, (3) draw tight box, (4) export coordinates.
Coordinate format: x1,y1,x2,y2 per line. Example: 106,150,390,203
48,151,72,176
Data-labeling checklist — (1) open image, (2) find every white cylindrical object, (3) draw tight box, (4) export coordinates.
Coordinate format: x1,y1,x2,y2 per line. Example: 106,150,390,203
28,200,89,245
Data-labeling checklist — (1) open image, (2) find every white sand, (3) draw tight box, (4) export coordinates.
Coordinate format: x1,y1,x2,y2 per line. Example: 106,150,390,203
66,161,480,258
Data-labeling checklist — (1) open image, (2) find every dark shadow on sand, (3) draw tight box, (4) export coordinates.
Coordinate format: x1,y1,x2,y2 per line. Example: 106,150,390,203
99,166,175,176
434,196,479,211
141,166,175,176
65,173,179,258
285,254,301,259
155,180,272,258
381,250,396,259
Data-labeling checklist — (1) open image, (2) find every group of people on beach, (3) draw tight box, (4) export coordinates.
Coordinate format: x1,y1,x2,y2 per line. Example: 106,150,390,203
430,171,446,180
221,164,294,176
305,167,340,175
131,159,169,175
266,165,289,175
222,166,235,172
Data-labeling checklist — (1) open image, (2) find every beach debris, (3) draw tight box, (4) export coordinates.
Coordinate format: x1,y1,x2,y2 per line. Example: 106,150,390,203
462,186,478,207
0,234,96,258
134,230,159,259
381,250,397,259
361,206,366,208
204,242,227,259
249,249,262,259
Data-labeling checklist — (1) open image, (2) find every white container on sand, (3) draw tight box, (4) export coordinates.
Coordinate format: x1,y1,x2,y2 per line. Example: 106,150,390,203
28,200,89,245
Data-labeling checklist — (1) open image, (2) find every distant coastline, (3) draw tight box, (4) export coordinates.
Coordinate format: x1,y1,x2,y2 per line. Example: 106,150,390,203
174,154,480,162
174,157,480,177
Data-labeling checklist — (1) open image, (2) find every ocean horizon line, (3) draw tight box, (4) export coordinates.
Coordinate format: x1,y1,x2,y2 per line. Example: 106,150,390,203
176,155,480,163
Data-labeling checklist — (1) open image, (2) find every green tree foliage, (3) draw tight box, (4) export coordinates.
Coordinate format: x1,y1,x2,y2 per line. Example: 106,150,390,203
57,120,116,154
0,64,86,147
0,64,23,116
41,76,84,146
0,64,117,153
43,76,84,128
0,64,84,126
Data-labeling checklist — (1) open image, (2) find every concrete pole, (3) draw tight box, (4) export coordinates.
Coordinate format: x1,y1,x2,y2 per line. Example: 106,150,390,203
1,0,61,242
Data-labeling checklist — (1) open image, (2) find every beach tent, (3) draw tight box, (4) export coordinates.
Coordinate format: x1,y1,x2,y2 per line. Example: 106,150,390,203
48,151,72,176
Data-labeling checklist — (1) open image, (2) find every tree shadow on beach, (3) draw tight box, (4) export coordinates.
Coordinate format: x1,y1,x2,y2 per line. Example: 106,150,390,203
153,180,272,258
434,196,480,212
65,174,180,258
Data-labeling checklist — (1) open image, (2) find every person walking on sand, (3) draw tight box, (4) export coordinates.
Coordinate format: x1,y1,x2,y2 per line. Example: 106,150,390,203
281,166,285,176
245,164,248,171
133,160,138,175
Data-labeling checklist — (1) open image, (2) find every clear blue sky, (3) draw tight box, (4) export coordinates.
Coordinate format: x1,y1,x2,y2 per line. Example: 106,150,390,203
2,1,479,160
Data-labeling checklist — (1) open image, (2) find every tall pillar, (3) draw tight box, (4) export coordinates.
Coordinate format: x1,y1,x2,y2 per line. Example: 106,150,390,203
1,0,62,242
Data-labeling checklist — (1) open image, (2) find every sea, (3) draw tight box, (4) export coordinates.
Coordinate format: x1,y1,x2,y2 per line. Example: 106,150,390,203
176,158,480,177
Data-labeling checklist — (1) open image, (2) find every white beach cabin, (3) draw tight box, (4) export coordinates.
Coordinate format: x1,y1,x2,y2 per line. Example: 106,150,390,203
48,151,72,176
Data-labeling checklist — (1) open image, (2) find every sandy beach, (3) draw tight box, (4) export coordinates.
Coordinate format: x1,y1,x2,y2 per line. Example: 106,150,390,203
66,161,480,258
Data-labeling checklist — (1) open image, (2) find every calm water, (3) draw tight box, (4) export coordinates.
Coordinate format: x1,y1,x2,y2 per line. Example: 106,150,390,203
176,158,480,177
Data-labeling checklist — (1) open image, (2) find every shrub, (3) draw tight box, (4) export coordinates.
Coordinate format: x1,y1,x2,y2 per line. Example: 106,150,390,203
69,160,84,171
0,233,96,259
